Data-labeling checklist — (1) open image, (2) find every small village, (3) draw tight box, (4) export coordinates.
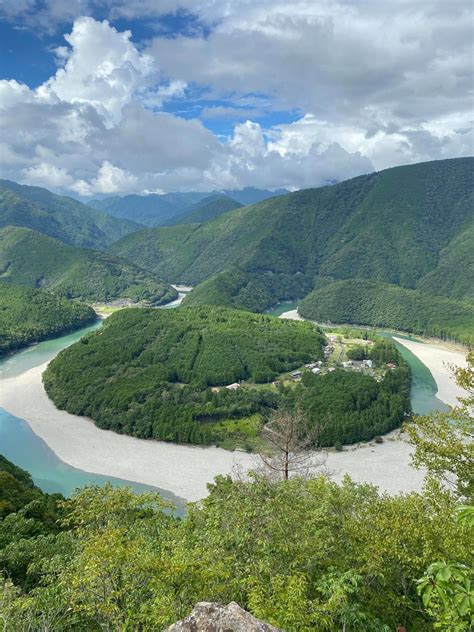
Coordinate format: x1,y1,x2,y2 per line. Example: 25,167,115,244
220,331,398,392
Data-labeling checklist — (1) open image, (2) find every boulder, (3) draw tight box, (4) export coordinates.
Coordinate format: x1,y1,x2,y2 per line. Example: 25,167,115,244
166,601,283,631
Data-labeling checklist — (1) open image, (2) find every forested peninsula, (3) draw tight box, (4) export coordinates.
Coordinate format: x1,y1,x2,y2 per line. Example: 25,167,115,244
44,307,410,448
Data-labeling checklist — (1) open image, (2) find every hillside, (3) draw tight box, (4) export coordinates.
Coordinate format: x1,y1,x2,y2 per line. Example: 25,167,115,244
0,282,95,356
90,188,288,227
110,159,473,301
0,180,141,249
298,279,474,345
0,226,177,305
183,268,312,312
165,194,243,226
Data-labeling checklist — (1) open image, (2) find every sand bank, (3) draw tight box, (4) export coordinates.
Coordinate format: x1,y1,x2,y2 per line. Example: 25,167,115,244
0,363,425,499
279,309,303,320
393,337,468,407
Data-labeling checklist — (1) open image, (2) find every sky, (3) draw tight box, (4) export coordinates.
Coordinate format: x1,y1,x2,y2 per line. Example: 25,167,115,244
0,0,472,197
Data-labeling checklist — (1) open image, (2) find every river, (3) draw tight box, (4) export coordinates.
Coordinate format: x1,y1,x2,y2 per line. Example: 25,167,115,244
0,298,457,500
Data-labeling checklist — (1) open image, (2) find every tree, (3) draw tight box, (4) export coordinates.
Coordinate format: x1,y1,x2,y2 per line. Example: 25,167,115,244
256,409,327,480
417,506,474,631
405,351,473,500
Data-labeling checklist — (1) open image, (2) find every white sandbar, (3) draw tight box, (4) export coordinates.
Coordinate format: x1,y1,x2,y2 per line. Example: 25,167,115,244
0,362,425,499
393,337,468,407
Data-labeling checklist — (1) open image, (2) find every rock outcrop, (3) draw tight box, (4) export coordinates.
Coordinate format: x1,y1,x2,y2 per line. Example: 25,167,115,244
166,601,282,631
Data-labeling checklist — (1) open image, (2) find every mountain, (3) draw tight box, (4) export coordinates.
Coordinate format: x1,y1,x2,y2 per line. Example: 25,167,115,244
0,180,141,250
0,282,95,356
183,268,312,313
110,158,473,299
165,194,243,226
0,226,177,305
89,188,289,227
89,191,208,227
299,279,474,346
222,186,289,206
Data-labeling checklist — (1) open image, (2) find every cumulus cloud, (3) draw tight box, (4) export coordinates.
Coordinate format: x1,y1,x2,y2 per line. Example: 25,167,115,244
37,17,155,125
0,5,471,195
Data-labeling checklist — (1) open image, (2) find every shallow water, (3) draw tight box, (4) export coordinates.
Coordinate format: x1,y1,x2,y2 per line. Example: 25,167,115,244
0,316,186,509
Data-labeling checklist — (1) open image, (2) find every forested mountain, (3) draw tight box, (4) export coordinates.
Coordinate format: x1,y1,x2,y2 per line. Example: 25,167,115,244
184,268,312,312
110,158,473,296
0,282,95,356
0,180,141,249
0,226,177,305
165,194,243,226
110,158,473,339
89,188,288,227
299,279,474,345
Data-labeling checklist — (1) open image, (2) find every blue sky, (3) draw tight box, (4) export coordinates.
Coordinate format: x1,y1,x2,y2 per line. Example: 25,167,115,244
0,1,472,195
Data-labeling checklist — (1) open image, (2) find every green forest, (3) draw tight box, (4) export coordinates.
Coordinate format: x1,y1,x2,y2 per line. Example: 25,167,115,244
0,283,95,356
43,307,324,445
0,180,140,249
110,158,473,304
299,279,474,345
0,404,472,632
184,268,312,313
0,226,177,306
43,307,410,448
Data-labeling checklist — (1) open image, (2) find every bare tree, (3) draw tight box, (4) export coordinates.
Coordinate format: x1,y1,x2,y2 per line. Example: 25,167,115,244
255,408,327,481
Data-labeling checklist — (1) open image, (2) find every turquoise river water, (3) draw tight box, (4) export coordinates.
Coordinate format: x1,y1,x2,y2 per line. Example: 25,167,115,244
1,302,447,499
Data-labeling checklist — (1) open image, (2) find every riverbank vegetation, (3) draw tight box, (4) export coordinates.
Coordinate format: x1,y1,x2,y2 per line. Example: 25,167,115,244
0,283,96,356
299,279,474,346
43,307,410,448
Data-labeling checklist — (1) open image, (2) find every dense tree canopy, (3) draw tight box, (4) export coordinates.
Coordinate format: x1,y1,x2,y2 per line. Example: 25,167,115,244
0,226,177,306
44,307,410,448
0,282,95,356
0,475,470,631
299,279,474,346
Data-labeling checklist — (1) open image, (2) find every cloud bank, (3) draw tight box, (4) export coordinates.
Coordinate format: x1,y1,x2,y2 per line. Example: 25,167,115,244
0,2,472,195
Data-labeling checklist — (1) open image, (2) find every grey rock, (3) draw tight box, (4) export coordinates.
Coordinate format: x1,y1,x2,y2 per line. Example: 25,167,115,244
166,601,283,631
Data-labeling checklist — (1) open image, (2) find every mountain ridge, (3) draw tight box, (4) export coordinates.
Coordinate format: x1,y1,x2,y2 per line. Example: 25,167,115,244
89,187,289,227
110,158,473,303
0,226,177,305
0,180,142,249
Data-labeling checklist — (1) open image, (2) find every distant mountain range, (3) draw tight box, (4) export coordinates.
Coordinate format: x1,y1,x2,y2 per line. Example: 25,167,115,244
0,180,141,249
164,194,244,226
88,187,289,227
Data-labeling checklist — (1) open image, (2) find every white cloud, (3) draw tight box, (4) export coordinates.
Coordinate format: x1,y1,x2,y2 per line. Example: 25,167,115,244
1,7,472,195
0,79,33,109
22,162,75,188
37,17,155,125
